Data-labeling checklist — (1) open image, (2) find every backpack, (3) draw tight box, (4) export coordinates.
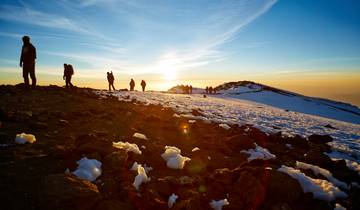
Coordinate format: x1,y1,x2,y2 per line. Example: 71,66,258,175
68,65,74,75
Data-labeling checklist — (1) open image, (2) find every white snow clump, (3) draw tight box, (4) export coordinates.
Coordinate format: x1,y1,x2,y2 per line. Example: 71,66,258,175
131,162,153,173
296,161,348,189
133,132,148,140
241,144,276,162
72,157,102,182
15,133,36,144
161,146,191,169
113,141,142,154
278,165,347,201
133,164,151,190
168,193,178,208
192,147,200,152
334,203,346,210
209,199,229,210
218,123,231,130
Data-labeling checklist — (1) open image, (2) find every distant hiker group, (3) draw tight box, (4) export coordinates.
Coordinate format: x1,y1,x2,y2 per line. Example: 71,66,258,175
205,86,216,94
18,36,213,94
18,36,149,92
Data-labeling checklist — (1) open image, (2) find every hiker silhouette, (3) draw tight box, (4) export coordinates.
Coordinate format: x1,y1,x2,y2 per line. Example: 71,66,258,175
129,79,135,91
107,71,116,91
20,36,36,89
63,63,74,88
141,80,146,92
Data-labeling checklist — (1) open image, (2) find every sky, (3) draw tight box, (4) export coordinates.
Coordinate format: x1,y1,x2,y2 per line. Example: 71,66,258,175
0,0,360,106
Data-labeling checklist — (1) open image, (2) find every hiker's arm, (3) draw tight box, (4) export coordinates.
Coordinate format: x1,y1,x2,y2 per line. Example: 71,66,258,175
19,47,23,67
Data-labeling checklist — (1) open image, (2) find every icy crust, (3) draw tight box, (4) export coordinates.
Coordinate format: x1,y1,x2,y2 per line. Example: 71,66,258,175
15,133,36,144
296,161,348,189
72,157,102,182
241,144,276,162
278,165,347,202
94,91,360,163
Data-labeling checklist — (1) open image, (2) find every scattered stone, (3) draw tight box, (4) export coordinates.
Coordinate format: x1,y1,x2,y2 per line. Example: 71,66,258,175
308,134,333,144
38,174,101,210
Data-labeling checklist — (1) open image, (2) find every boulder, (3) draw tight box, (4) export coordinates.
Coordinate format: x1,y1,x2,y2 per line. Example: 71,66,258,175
95,200,135,210
308,134,333,144
103,151,128,172
75,134,113,157
225,134,255,151
38,173,101,210
228,171,266,210
265,170,303,204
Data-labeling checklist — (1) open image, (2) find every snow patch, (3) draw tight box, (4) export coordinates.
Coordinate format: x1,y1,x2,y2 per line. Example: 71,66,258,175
15,133,36,144
345,160,360,176
192,147,200,152
72,157,102,182
131,162,153,173
133,164,151,190
161,146,191,169
334,203,346,210
168,193,178,208
241,144,276,162
278,165,347,201
188,120,196,123
219,123,231,130
133,132,148,140
113,141,142,154
296,161,348,189
209,199,229,210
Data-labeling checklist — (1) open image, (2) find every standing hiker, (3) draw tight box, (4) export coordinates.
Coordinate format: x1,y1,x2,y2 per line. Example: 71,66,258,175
107,71,116,91
129,78,135,91
20,36,37,89
141,80,146,92
63,63,74,88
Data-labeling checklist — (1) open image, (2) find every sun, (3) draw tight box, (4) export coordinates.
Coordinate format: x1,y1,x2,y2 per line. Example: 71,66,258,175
163,68,177,81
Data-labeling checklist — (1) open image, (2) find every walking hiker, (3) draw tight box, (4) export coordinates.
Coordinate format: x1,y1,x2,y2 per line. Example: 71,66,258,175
107,71,116,91
141,80,146,92
63,63,74,88
129,78,135,91
20,36,37,89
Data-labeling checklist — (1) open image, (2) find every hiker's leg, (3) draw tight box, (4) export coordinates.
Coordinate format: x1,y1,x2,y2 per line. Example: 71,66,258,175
22,67,29,88
29,64,36,88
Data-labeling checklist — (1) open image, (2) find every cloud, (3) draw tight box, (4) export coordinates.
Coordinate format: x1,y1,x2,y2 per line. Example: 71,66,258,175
0,4,88,33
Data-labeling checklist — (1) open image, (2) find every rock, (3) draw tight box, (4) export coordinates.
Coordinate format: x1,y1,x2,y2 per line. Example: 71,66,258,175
29,121,48,130
38,173,101,210
95,200,135,210
103,151,128,172
308,134,333,144
175,190,206,210
324,124,336,129
265,170,303,204
229,170,266,210
225,134,255,151
0,107,8,120
75,134,113,157
247,127,268,146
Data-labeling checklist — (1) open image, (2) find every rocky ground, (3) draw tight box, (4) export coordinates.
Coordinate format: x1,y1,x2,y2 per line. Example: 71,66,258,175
0,85,359,210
